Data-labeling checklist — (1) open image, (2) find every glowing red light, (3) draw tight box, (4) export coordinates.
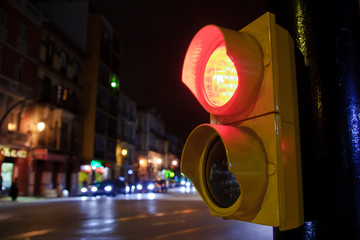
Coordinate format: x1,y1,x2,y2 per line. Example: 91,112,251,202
204,46,238,107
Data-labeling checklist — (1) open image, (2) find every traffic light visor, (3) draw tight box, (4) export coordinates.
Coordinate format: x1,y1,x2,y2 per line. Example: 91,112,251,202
182,25,264,116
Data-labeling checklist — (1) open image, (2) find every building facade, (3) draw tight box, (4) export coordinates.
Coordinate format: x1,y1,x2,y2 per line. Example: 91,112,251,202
164,134,182,173
80,12,121,185
0,0,183,197
116,91,136,184
135,107,166,183
31,20,85,197
0,0,42,197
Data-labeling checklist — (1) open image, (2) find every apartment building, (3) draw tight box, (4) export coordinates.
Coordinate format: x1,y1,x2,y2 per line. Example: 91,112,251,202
0,0,42,196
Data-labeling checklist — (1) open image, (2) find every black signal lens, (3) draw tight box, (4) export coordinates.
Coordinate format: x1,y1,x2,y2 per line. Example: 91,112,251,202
205,137,241,208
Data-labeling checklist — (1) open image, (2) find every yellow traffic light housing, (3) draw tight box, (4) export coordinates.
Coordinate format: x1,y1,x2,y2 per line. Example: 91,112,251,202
181,12,303,231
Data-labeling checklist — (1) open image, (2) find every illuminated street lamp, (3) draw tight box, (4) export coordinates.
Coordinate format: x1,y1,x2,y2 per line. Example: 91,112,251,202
121,149,128,156
36,122,45,132
0,96,38,137
172,160,178,166
7,123,16,131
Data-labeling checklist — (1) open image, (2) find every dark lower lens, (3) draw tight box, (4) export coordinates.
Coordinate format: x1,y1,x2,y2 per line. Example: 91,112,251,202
205,137,241,208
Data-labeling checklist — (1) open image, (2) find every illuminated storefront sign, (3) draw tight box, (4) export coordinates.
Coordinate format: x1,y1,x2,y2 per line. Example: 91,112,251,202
0,146,27,158
90,160,102,168
80,164,106,174
33,148,48,160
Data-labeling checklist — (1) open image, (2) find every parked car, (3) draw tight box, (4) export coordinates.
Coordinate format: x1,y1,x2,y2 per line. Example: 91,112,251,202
94,179,127,196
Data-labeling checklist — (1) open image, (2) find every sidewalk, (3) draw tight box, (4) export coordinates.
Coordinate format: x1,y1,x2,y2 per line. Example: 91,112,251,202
0,196,49,205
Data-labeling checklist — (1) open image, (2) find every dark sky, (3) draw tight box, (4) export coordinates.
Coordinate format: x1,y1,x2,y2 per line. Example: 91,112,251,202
89,0,267,141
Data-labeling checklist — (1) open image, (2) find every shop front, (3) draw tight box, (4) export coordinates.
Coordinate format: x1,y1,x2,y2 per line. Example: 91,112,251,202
30,148,78,197
0,145,30,196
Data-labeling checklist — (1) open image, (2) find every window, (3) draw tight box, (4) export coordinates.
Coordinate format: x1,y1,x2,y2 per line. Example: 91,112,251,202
15,64,23,82
111,53,120,75
60,51,67,74
0,8,6,28
18,23,27,41
17,23,27,53
98,63,109,87
106,139,116,161
94,135,107,159
113,33,121,54
73,61,79,82
107,117,117,139
42,77,51,102
109,96,118,115
102,18,113,43
60,122,69,150
46,41,54,64
97,86,109,111
95,110,107,135
0,54,2,74
0,7,6,41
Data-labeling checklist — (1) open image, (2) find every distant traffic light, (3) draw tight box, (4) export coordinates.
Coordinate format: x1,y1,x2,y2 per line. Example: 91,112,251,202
180,12,303,231
61,87,69,102
57,85,69,104
110,74,119,89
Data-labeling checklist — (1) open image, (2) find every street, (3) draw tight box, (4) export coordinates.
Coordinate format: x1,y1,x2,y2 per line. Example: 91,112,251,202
0,188,273,240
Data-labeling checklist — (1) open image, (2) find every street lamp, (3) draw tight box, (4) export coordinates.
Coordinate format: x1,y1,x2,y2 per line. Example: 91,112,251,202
7,123,16,131
0,96,38,137
36,122,45,132
121,149,128,157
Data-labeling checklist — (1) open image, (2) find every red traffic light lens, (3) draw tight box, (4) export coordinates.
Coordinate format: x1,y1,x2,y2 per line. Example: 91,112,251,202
182,25,263,118
204,46,238,107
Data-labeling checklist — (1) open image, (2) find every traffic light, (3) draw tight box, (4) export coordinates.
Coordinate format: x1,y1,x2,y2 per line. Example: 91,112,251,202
61,87,69,102
110,74,119,89
180,12,303,231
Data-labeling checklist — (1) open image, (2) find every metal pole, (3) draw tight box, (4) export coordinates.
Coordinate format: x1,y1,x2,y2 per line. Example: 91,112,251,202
0,96,37,138
269,0,360,239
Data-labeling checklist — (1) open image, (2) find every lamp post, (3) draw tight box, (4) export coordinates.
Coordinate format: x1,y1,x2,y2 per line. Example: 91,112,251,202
0,96,38,139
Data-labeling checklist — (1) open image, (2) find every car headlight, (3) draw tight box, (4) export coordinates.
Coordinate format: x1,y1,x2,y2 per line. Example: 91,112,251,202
81,187,88,193
105,185,112,192
136,184,143,191
181,180,186,185
91,186,98,192
125,186,130,193
147,183,155,190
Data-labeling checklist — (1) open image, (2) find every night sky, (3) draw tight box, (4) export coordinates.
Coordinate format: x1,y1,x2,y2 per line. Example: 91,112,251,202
89,0,267,141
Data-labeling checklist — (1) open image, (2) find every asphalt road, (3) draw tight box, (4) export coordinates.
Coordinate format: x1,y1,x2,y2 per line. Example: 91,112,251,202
0,189,273,240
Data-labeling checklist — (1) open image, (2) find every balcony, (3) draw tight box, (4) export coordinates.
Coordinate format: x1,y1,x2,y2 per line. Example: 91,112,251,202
5,131,30,147
42,85,80,115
